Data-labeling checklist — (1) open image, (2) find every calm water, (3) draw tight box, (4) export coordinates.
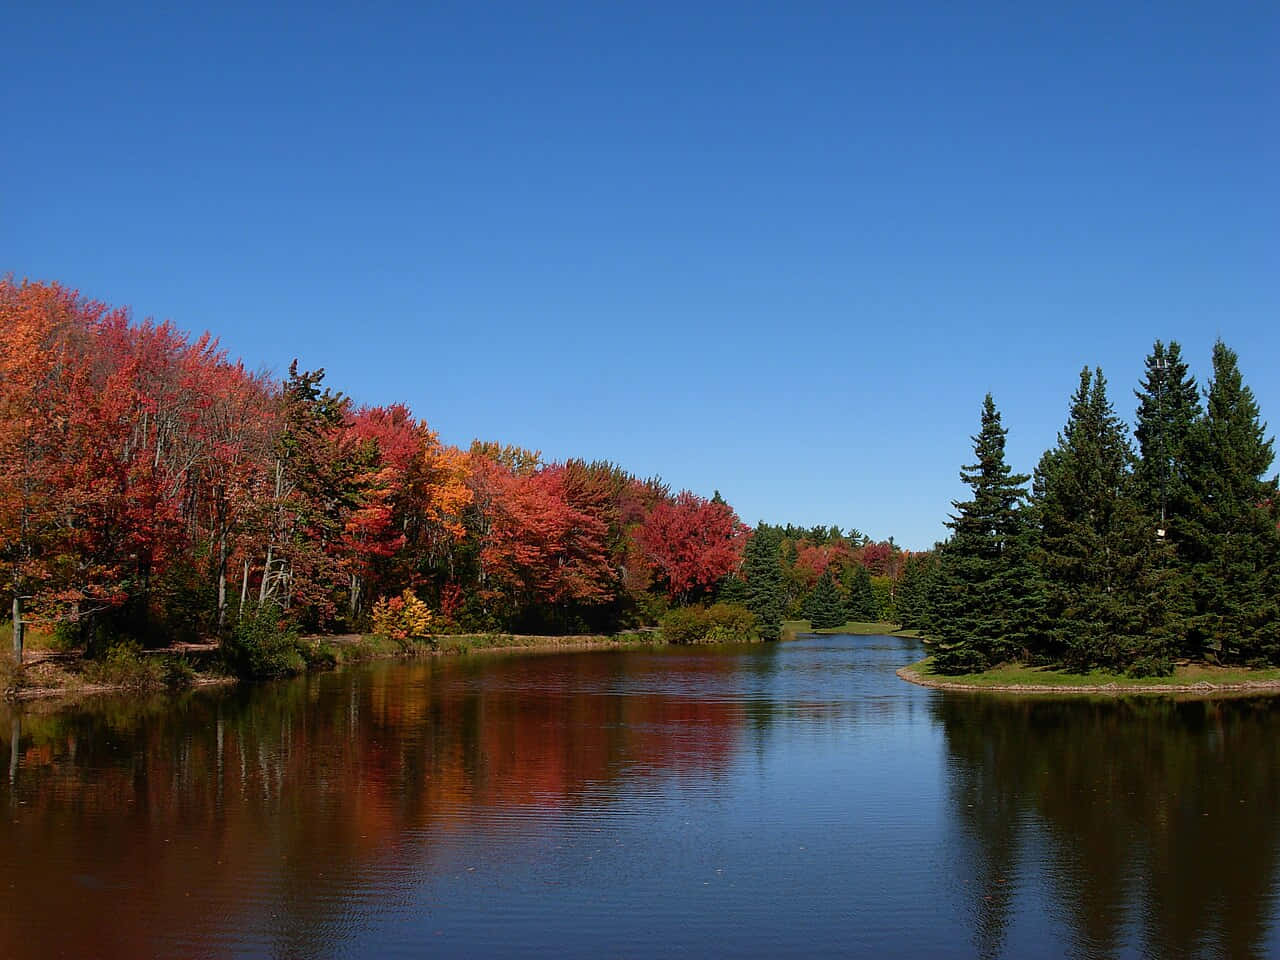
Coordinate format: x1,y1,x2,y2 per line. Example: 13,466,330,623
3,634,1280,959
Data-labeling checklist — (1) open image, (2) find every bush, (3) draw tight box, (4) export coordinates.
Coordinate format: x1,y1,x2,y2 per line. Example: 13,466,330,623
300,639,341,670
160,655,196,689
660,603,761,645
371,589,434,646
1127,654,1174,679
84,641,165,691
659,607,706,645
704,603,760,642
221,608,305,680
933,644,989,675
0,650,24,700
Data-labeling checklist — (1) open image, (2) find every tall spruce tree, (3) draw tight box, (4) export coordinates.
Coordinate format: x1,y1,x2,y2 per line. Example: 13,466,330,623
741,523,786,640
804,568,846,629
1133,340,1201,530
1033,369,1178,671
931,394,1038,672
845,564,876,622
1180,342,1280,663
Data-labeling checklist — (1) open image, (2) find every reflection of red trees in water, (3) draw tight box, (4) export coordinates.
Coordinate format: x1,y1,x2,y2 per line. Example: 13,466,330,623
0,652,746,958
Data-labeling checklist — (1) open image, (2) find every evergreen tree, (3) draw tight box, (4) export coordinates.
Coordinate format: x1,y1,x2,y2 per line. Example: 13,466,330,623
1180,342,1280,663
741,523,786,640
844,564,876,622
1033,369,1177,671
1133,340,1201,530
1130,340,1201,650
716,574,748,606
803,568,845,629
931,394,1039,672
895,552,938,630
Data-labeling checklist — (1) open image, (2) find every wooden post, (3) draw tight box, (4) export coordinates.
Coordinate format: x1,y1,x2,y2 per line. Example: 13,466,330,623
11,595,22,667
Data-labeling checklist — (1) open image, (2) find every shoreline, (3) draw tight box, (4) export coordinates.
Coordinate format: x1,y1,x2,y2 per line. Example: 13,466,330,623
897,661,1280,698
4,631,669,705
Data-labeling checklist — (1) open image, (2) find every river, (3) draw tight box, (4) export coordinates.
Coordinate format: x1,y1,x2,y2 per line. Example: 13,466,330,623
2,633,1279,958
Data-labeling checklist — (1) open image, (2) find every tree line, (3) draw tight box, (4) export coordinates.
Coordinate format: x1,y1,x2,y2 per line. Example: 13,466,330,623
0,279,915,661
914,340,1279,675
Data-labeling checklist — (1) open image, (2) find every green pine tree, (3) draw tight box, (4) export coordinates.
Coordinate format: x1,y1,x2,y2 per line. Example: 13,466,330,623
844,564,876,622
803,569,846,629
741,524,786,640
1180,342,1280,663
931,394,1039,673
716,574,748,606
895,552,939,630
1033,369,1176,672
1133,340,1201,529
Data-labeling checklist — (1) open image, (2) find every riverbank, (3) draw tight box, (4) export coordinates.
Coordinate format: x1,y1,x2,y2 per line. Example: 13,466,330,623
4,630,664,704
782,619,921,639
898,656,1280,696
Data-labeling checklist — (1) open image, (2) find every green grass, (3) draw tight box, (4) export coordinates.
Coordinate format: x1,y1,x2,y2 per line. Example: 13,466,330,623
905,656,1280,689
784,619,919,638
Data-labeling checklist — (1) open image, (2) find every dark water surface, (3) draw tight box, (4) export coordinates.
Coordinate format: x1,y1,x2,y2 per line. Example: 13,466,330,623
4,634,1280,959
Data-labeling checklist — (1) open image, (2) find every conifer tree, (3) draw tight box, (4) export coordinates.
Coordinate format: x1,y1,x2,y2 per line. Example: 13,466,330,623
931,394,1039,672
1180,342,1280,663
844,564,876,622
741,523,786,640
803,568,846,629
1133,340,1201,530
895,552,938,630
1130,340,1201,650
1033,369,1177,671
716,574,748,606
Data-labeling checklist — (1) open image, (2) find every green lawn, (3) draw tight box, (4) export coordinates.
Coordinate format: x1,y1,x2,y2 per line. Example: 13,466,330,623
782,619,920,638
904,655,1280,688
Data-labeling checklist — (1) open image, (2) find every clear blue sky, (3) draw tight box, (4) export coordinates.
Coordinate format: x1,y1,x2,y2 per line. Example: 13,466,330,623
5,1,1276,548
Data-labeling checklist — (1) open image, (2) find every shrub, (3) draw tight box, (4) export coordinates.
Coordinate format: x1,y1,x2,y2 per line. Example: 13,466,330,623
84,641,165,691
1127,654,1174,679
660,603,760,645
933,644,989,675
0,650,24,700
221,607,305,680
704,603,760,643
659,607,707,645
300,639,342,670
160,656,196,689
371,589,434,646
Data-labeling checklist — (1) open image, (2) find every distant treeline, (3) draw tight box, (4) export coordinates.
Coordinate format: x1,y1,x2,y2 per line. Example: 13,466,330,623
0,279,913,657
909,341,1279,676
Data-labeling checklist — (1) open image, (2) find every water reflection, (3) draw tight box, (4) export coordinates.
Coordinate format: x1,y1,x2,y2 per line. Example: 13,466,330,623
3,640,1280,958
0,650,763,958
935,694,1280,959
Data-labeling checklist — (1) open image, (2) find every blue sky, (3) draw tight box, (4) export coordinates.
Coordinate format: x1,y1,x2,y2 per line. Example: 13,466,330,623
5,1,1276,548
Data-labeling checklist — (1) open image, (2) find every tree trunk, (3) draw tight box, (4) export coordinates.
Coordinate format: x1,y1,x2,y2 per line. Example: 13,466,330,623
216,531,229,630
259,545,274,606
11,595,23,666
349,573,361,624
239,559,250,621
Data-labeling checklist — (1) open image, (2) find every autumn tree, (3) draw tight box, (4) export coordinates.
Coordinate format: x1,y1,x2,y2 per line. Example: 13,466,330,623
633,490,748,602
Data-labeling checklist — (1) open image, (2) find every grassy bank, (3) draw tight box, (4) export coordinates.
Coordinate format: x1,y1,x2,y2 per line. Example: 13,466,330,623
2,629,667,703
899,656,1280,695
782,619,922,639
